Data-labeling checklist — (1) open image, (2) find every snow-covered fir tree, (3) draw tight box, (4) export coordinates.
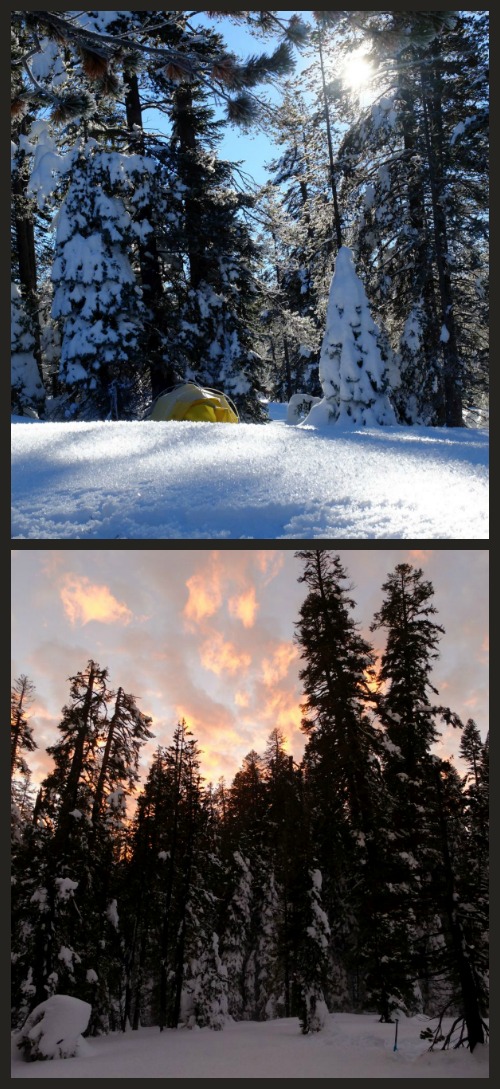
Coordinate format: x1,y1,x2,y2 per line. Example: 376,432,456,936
11,283,45,417
221,850,255,1021
187,932,228,1031
297,869,331,1033
51,141,150,419
303,248,398,426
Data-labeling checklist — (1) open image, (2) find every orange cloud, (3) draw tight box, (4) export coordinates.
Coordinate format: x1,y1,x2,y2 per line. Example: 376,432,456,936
262,689,303,742
175,704,243,750
261,642,299,687
200,631,251,677
235,690,250,707
408,550,433,562
229,586,258,628
60,574,132,626
183,552,223,624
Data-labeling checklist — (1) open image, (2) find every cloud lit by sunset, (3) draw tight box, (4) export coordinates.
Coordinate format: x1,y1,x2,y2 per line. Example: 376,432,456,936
12,549,488,793
254,551,285,582
200,630,252,677
261,689,303,747
59,574,132,626
183,552,223,624
229,586,258,628
261,642,299,687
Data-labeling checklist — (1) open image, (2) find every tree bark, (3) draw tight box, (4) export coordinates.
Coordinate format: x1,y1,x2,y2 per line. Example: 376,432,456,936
420,44,463,426
434,765,485,1050
12,118,44,391
124,71,176,399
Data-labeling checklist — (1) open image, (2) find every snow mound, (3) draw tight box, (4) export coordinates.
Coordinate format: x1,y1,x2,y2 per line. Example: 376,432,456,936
15,995,92,1062
11,417,488,540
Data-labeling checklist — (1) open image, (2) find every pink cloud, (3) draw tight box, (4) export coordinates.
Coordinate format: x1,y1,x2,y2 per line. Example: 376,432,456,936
60,574,132,627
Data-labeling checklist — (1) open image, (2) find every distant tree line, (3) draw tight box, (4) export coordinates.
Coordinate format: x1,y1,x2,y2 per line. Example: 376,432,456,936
11,553,489,1051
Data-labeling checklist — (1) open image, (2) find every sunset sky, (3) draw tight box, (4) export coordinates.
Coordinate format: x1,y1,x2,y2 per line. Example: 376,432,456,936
11,549,488,795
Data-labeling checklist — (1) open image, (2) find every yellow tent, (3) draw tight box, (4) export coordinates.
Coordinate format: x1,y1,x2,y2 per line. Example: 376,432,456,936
146,382,239,424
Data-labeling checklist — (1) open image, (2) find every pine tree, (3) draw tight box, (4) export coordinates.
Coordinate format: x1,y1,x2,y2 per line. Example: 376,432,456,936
370,563,488,1043
11,674,37,780
371,563,444,772
366,564,445,1015
158,83,268,421
294,549,381,834
294,550,387,1014
122,737,227,1032
12,662,152,1032
90,686,153,830
220,749,270,1020
261,729,306,1017
121,746,173,1030
425,756,489,1051
337,11,488,427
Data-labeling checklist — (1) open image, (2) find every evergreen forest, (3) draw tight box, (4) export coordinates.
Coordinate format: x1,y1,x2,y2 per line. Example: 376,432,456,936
11,11,488,428
11,552,489,1053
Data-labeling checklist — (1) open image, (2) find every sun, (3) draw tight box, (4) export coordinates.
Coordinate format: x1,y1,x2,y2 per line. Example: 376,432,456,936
342,47,373,91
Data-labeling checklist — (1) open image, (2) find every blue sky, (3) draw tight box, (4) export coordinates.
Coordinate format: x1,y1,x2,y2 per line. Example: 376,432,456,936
142,11,313,186
191,11,304,184
12,549,488,795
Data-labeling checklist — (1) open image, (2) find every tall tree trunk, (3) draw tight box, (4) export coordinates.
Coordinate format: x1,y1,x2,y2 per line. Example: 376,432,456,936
172,85,207,290
434,766,485,1050
124,71,176,399
91,687,122,827
399,80,445,424
54,662,97,849
420,45,463,426
12,118,44,390
159,732,184,1030
317,29,342,253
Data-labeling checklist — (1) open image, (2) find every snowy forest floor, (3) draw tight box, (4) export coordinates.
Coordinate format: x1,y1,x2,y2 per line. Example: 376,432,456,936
11,1012,489,1079
11,404,488,540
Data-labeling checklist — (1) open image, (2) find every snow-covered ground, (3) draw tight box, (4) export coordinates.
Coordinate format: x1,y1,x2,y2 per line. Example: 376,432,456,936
11,405,488,540
11,1012,489,1079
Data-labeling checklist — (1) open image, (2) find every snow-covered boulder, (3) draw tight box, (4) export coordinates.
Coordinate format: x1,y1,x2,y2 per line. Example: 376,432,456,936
15,994,92,1062
286,393,321,424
